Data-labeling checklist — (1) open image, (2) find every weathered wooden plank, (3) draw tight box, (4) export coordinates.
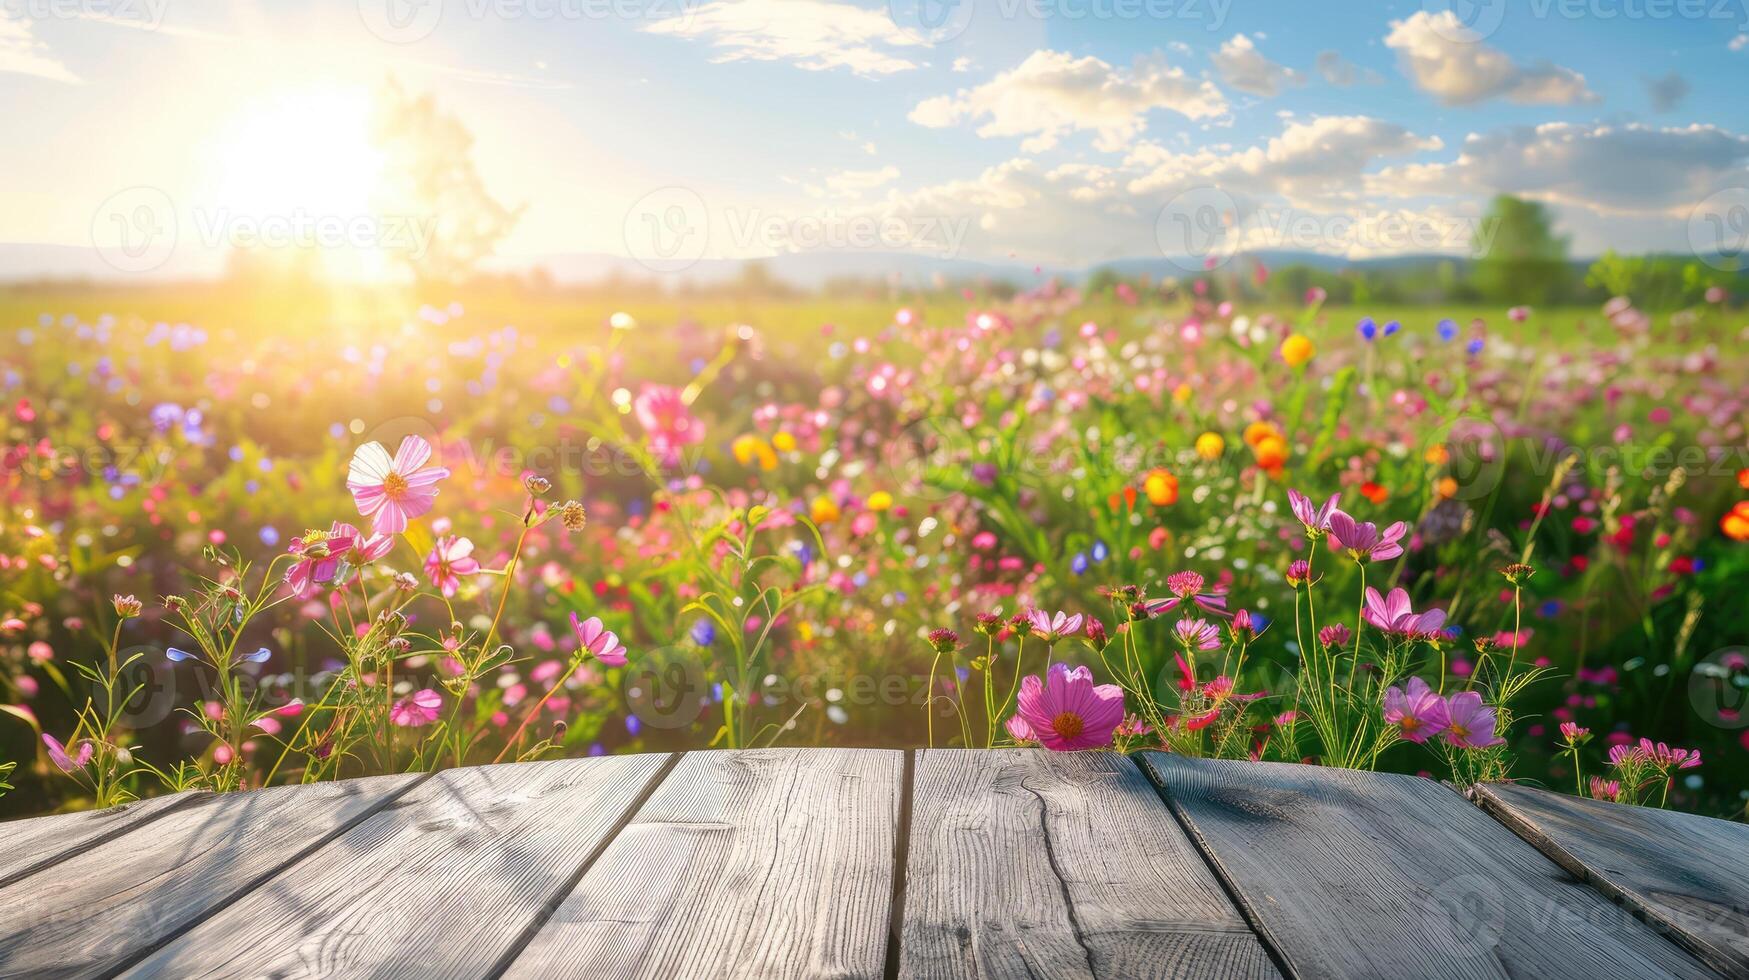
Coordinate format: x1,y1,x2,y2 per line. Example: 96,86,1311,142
900,749,1281,980
1475,781,1749,978
1142,753,1719,980
0,790,202,888
118,753,673,979
0,774,418,980
501,748,902,980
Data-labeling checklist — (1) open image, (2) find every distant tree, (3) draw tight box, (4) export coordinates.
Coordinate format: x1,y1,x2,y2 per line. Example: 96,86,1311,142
1585,250,1738,309
1084,266,1123,297
1470,194,1571,304
373,78,523,286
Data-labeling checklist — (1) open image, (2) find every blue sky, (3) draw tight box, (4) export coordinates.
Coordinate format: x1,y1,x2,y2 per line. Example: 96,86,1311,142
3,0,1748,273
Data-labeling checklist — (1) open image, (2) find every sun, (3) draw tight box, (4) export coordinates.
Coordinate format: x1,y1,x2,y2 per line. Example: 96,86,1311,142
200,85,397,281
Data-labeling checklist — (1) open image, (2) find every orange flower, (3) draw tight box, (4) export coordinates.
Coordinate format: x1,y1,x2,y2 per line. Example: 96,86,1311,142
810,495,841,525
1425,444,1449,466
1435,476,1458,499
1279,334,1314,368
1143,469,1179,506
1243,420,1281,447
1195,432,1225,460
1360,481,1388,504
1739,468,1749,490
1724,501,1749,542
1253,435,1289,471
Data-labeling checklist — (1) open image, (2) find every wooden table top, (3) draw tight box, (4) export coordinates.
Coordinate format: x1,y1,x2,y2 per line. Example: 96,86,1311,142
1,749,1743,979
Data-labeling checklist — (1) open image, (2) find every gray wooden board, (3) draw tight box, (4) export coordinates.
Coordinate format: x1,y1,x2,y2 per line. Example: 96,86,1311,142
1476,781,1749,978
117,753,672,979
501,748,902,980
1142,753,1719,980
0,774,418,980
0,790,201,888
899,749,1282,979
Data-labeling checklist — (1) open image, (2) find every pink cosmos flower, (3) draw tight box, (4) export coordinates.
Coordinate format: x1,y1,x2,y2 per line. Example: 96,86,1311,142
1362,587,1447,639
1588,777,1622,802
1015,663,1125,751
1634,738,1701,770
569,612,628,666
1005,713,1037,744
1287,489,1341,536
633,384,704,466
1143,570,1229,617
1443,692,1505,748
1559,722,1590,742
423,535,480,598
42,733,93,772
347,435,450,534
1327,510,1408,563
1382,677,1449,743
1172,617,1222,651
390,689,443,727
1318,624,1352,648
1024,609,1085,642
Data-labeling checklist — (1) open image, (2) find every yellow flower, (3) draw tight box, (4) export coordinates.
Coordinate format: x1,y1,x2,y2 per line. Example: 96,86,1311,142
810,495,841,525
1172,382,1194,404
772,430,797,453
1279,334,1314,368
1195,432,1224,460
866,490,894,512
731,434,777,471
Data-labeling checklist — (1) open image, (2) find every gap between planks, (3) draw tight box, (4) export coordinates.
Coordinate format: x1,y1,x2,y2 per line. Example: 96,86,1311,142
880,749,916,980
100,770,438,977
480,750,686,980
0,791,209,891
1127,754,1298,980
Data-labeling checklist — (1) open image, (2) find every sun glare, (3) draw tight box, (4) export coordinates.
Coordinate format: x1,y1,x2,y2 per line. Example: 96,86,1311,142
200,85,397,281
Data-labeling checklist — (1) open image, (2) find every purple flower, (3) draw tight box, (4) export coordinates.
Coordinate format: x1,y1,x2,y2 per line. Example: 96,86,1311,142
1015,663,1125,751
1361,587,1447,639
1025,609,1085,642
1443,692,1505,748
1287,489,1341,537
42,733,93,773
1382,677,1449,743
1172,617,1222,651
1328,510,1407,563
1144,571,1230,618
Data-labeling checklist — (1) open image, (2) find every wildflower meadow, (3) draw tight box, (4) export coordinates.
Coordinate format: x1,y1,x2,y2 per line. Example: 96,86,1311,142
2,279,1745,821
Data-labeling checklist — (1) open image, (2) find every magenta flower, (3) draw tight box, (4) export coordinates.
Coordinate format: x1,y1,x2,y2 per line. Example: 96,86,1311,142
1361,587,1447,639
42,733,93,772
390,689,442,727
1287,489,1341,536
570,612,629,666
1172,617,1222,651
1015,663,1125,751
1143,571,1229,617
1443,692,1505,748
1005,713,1037,744
1317,623,1352,648
347,435,450,535
1024,609,1085,642
423,535,480,598
285,527,349,598
1327,510,1407,563
1382,677,1449,743
1634,738,1701,770
633,384,704,466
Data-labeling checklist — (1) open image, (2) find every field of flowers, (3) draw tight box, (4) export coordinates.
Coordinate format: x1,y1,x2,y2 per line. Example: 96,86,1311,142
2,281,1746,819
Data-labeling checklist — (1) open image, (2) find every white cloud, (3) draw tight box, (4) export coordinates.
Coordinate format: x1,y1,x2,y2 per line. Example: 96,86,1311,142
951,56,973,73
1731,33,1747,51
805,164,901,198
1373,123,1749,214
1130,115,1443,209
1211,34,1301,97
0,12,80,83
643,0,922,77
909,50,1226,152
1385,11,1596,106
1314,50,1378,87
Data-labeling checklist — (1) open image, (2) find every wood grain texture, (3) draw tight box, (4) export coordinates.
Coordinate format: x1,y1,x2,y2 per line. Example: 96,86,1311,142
1143,753,1719,980
501,748,902,980
1476,781,1749,978
0,790,201,888
0,774,418,980
900,750,1280,980
118,753,672,980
